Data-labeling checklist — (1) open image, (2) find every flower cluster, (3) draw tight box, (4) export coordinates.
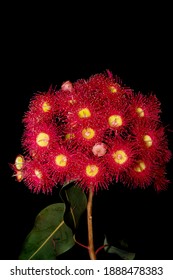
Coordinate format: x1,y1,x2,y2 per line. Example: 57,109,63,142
11,71,171,193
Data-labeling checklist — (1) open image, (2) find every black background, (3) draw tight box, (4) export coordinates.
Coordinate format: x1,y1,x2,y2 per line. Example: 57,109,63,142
1,4,173,260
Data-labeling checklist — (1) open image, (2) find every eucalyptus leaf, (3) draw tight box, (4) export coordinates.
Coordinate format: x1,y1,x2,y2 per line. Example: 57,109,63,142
19,203,75,260
60,183,87,232
104,237,135,260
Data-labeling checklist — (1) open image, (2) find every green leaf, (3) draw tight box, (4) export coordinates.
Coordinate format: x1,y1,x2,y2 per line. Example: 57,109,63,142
104,237,136,260
19,203,75,260
60,182,87,232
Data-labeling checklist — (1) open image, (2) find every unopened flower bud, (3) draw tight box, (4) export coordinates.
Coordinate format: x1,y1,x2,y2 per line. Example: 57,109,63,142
92,142,107,157
61,81,73,92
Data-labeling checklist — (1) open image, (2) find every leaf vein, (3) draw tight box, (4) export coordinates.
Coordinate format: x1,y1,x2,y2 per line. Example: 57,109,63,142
28,220,64,260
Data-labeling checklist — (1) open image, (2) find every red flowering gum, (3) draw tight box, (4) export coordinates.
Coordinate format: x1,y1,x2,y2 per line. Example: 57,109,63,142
105,138,138,182
131,119,171,164
122,158,154,189
63,92,102,136
77,126,105,152
11,70,171,193
100,98,133,137
72,154,111,192
152,166,170,191
66,111,106,153
47,143,75,185
87,72,133,106
77,74,112,111
23,159,55,193
129,92,161,122
22,122,60,159
23,88,59,128
55,82,82,116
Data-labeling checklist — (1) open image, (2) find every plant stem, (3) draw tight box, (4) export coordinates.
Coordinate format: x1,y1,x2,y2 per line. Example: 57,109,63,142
87,188,96,260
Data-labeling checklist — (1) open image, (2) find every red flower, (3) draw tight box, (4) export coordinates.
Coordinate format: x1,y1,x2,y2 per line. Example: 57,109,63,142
122,158,154,189
22,122,60,159
23,87,59,128
67,112,105,153
23,158,55,193
55,83,82,116
11,70,171,193
47,143,75,185
152,166,170,191
105,137,137,182
130,119,172,164
64,92,101,133
87,71,133,105
71,154,111,192
129,92,161,122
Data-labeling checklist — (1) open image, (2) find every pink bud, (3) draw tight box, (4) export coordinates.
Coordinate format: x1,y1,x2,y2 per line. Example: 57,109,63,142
92,142,107,157
61,81,73,92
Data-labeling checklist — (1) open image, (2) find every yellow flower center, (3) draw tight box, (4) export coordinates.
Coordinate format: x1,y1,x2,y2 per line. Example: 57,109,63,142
34,169,42,179
16,170,23,182
86,165,99,177
112,150,128,164
15,155,24,170
109,86,117,93
82,128,95,139
65,133,75,140
42,101,51,112
108,115,122,128
134,160,146,172
143,134,153,147
36,132,49,147
55,154,67,167
68,98,76,105
136,107,144,117
78,108,91,118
